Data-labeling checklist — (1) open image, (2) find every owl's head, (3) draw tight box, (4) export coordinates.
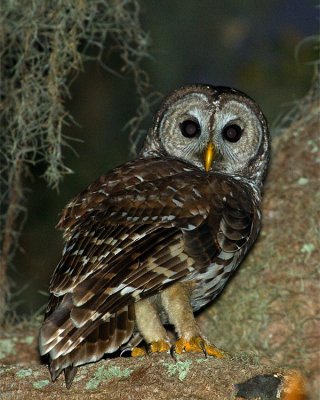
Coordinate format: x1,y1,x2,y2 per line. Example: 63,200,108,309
141,84,271,187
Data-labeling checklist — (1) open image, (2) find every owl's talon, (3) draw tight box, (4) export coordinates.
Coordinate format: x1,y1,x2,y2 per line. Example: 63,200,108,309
148,340,171,354
170,345,177,361
199,339,207,358
173,336,225,358
131,347,147,357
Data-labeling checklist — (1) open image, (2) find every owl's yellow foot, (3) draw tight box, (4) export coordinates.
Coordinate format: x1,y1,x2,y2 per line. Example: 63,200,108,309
131,340,170,357
149,340,171,353
173,336,225,358
131,347,147,357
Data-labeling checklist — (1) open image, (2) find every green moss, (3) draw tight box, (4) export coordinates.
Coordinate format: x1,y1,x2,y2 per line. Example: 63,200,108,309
85,365,133,390
21,336,34,345
33,380,50,389
300,243,315,255
196,358,209,363
307,139,319,153
164,360,192,381
297,177,309,185
16,368,33,378
0,338,16,359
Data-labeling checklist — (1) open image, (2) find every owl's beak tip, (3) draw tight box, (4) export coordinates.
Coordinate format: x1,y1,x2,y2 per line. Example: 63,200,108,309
204,143,215,172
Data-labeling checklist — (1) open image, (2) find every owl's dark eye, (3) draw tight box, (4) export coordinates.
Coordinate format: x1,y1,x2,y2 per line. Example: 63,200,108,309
180,119,201,138
222,124,243,142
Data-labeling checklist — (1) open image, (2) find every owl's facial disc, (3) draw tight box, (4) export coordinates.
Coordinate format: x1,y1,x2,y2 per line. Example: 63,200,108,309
144,84,269,184
212,99,264,176
157,92,213,168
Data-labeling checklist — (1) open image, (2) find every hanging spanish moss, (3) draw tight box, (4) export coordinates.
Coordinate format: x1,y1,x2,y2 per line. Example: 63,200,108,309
0,0,151,322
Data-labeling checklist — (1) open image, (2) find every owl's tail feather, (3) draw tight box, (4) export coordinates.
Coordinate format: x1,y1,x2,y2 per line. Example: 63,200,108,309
40,298,135,388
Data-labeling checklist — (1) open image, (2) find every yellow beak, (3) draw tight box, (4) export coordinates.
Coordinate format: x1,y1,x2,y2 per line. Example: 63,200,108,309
204,142,215,172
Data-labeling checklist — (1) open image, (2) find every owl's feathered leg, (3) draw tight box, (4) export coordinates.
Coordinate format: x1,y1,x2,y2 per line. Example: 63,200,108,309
132,298,171,356
161,283,225,358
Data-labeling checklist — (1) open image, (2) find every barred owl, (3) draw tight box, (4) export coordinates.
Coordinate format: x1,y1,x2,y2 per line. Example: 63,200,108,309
39,84,270,388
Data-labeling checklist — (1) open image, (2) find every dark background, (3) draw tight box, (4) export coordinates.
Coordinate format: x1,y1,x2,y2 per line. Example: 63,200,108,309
12,1,317,315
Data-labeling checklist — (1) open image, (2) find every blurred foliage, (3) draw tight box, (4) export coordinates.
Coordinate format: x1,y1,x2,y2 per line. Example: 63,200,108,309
143,0,317,122
0,0,151,321
3,0,318,316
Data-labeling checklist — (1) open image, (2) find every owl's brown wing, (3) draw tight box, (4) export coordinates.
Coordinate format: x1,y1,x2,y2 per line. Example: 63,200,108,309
50,158,212,297
58,157,205,238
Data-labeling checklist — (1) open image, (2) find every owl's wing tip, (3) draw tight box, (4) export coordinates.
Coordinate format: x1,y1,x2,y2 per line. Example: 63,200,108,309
64,365,78,389
48,363,78,389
